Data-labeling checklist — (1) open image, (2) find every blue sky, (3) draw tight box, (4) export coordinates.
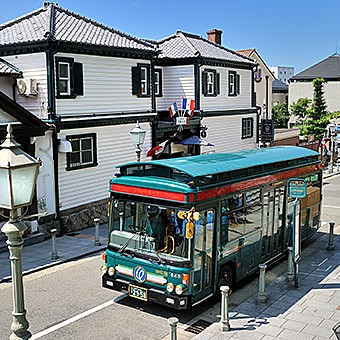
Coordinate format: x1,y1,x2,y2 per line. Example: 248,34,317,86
0,0,339,74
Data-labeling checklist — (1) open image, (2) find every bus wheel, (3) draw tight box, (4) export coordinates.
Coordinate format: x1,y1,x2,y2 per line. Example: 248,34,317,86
215,266,233,300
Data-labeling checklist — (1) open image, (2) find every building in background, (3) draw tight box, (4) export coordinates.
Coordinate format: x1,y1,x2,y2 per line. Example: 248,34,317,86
269,66,294,84
272,79,288,105
237,48,275,119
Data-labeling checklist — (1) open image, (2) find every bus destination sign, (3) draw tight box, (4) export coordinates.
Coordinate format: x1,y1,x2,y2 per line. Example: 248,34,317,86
288,178,306,198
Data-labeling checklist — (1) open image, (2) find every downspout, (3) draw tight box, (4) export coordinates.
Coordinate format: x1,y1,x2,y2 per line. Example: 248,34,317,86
46,43,62,232
194,57,202,155
265,75,269,119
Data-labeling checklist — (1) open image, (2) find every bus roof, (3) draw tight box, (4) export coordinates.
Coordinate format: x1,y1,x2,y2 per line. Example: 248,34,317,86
117,146,319,178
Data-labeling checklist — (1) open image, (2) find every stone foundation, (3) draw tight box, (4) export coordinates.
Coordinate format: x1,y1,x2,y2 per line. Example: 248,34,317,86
59,198,109,233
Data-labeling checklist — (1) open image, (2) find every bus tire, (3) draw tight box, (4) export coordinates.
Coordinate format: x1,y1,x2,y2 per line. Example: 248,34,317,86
215,266,233,300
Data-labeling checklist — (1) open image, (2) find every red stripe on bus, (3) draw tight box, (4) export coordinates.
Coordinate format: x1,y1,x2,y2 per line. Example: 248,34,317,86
110,183,187,202
196,165,319,201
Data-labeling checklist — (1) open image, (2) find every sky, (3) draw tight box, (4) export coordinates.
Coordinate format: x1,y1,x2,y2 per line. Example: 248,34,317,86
0,0,339,74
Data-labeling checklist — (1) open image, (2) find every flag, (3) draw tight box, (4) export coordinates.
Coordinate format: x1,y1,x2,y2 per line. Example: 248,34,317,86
182,98,195,115
146,139,170,157
169,102,178,117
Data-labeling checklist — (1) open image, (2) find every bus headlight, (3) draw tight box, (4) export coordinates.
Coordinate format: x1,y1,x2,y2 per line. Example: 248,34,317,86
166,282,174,293
175,284,184,295
100,265,108,274
108,267,115,276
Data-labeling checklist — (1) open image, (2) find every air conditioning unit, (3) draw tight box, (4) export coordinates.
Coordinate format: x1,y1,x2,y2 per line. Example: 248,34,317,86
17,78,39,97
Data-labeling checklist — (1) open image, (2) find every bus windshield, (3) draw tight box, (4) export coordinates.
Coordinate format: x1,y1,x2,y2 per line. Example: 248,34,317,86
109,200,191,263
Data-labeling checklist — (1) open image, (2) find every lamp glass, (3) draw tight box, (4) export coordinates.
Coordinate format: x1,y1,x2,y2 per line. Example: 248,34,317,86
130,122,146,147
0,168,10,207
11,165,39,207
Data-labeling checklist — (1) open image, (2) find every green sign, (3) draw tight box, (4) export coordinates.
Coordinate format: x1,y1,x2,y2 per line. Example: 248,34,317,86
288,178,306,198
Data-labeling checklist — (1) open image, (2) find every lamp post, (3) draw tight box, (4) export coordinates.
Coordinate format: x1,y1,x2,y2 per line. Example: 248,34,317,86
328,123,336,174
0,124,41,340
129,121,146,162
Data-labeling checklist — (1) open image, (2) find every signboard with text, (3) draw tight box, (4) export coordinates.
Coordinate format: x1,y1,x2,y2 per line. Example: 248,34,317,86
288,178,306,198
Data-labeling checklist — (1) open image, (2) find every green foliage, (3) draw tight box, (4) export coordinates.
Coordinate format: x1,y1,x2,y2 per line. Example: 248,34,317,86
296,78,329,142
272,102,289,128
290,98,312,119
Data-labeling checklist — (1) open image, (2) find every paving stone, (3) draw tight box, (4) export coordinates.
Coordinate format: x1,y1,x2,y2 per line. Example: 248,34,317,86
278,328,314,340
284,311,322,326
301,323,335,338
281,319,307,331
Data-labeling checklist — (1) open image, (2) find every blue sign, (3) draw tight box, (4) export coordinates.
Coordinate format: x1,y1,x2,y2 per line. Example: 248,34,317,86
133,266,147,283
288,178,306,198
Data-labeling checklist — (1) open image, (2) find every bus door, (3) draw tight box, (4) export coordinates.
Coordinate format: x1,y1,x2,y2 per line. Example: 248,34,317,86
262,186,285,260
192,208,215,302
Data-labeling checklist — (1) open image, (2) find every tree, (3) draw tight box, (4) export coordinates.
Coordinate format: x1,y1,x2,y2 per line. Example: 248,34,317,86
272,102,289,128
298,78,329,142
290,97,312,120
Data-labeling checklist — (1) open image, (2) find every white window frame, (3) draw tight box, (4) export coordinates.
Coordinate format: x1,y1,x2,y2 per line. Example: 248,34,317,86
141,67,148,95
207,71,215,95
242,118,253,139
154,71,160,96
58,62,71,95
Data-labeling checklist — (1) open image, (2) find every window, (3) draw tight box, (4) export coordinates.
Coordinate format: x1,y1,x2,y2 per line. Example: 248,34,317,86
228,71,240,96
56,57,84,98
154,69,163,96
202,69,220,96
66,133,97,170
132,64,151,96
242,118,253,139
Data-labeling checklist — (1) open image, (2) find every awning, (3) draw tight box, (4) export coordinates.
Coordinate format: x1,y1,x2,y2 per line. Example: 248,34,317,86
176,135,214,146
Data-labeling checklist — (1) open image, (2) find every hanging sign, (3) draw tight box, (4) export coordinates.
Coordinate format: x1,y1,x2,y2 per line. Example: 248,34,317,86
288,178,306,198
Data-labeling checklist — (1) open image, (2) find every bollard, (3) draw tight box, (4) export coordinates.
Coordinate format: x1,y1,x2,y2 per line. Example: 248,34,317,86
327,221,335,251
51,229,59,260
94,218,101,246
287,247,294,282
220,286,231,331
168,317,179,340
258,264,267,303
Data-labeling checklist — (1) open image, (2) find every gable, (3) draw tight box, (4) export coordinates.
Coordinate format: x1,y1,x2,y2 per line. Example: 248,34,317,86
0,91,48,139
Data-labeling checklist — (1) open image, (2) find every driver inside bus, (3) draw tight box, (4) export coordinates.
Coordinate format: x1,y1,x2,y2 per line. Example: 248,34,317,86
148,207,170,250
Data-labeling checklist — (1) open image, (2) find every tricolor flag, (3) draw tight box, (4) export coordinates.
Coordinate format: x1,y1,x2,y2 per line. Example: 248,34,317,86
182,98,195,116
146,139,171,157
169,102,178,118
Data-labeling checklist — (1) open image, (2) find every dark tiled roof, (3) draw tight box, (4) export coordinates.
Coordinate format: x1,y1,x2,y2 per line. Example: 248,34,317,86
291,53,340,80
156,31,256,65
272,79,288,91
0,2,156,52
0,57,22,76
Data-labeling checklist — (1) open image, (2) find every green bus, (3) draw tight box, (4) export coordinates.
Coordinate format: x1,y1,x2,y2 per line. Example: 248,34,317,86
101,146,322,310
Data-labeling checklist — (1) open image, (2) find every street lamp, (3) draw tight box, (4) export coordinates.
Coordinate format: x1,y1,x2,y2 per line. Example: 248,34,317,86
0,124,41,340
129,121,146,162
328,123,336,174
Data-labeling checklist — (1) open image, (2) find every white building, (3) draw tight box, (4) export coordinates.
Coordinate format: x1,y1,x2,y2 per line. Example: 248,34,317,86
269,66,294,84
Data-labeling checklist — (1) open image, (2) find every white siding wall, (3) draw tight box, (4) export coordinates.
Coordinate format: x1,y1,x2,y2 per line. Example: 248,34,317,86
156,65,195,110
200,67,252,110
202,115,257,153
58,122,152,210
289,81,340,113
3,53,48,118
55,53,153,115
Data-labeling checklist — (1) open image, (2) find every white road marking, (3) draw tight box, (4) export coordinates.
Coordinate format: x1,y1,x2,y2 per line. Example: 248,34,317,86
31,299,114,339
317,258,328,266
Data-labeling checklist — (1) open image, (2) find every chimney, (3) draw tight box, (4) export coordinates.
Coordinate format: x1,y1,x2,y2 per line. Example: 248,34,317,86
206,29,223,45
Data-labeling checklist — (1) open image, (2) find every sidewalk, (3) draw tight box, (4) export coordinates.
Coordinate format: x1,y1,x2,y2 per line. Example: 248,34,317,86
191,225,340,340
0,224,108,283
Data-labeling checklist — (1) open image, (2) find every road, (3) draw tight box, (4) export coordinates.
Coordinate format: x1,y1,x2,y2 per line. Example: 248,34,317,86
0,174,338,339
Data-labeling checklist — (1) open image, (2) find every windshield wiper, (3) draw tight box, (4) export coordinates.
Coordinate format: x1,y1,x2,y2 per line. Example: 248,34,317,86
118,233,138,256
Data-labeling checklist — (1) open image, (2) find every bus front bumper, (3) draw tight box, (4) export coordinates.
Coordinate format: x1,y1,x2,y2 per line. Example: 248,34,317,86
102,274,190,310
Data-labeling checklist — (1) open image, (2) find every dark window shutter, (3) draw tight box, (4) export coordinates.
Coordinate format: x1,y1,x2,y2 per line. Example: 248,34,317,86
73,62,84,96
132,66,141,95
157,70,163,96
215,72,220,95
236,74,240,95
202,71,208,95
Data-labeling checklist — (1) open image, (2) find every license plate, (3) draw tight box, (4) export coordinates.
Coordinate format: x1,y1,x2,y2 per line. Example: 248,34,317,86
128,285,148,301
